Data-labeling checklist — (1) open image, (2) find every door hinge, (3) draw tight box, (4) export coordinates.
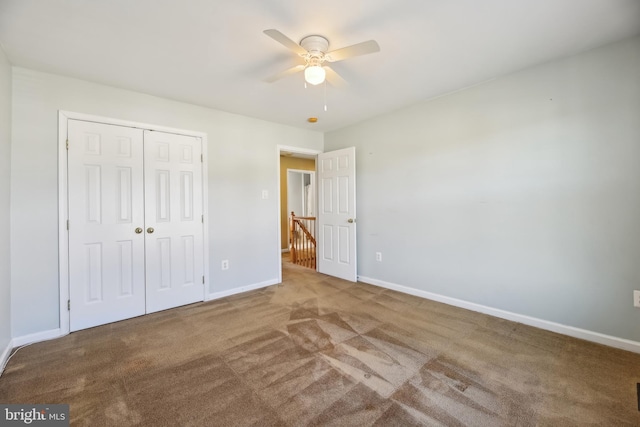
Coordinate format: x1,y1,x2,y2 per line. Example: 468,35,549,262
66,139,69,150
202,276,205,284
66,220,69,230
201,214,204,223
201,154,203,163
67,299,70,311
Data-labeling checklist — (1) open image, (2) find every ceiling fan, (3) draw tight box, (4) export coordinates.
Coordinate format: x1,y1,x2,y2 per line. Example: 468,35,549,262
263,29,380,87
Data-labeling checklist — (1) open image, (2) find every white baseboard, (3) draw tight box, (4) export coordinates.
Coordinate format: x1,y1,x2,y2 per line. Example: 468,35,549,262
11,328,64,347
1,329,65,377
4,279,282,359
206,278,279,301
0,338,11,376
358,276,640,354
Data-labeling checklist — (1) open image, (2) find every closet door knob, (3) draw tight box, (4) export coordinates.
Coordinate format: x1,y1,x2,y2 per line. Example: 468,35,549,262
135,227,143,234
147,227,155,234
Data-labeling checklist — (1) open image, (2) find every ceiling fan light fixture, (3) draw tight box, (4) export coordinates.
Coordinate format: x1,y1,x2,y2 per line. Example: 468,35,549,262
304,65,325,85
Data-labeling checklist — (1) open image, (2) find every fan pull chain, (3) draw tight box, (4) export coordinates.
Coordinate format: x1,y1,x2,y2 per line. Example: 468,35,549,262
324,80,328,112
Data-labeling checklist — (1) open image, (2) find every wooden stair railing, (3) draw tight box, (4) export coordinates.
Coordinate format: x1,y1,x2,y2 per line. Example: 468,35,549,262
289,211,316,269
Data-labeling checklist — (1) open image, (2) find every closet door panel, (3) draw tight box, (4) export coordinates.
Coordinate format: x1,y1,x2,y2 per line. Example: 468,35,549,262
144,130,205,313
68,120,146,331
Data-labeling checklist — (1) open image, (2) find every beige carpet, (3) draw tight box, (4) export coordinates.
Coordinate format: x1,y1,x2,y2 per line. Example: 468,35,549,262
1,259,640,426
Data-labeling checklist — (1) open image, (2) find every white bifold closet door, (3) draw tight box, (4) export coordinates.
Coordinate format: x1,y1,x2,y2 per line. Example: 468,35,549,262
143,130,204,314
68,120,204,332
68,120,146,331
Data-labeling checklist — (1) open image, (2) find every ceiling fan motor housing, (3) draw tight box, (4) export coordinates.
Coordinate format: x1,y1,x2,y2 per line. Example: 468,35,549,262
300,35,329,54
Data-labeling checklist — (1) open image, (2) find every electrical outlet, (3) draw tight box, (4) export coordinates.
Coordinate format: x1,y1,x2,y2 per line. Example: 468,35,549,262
221,260,229,270
634,290,640,308
375,252,382,262
262,190,269,199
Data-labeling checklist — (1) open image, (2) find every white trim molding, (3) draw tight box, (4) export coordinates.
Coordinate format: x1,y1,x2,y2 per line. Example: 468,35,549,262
0,339,11,376
358,276,640,354
11,328,65,348
206,278,279,301
1,329,66,377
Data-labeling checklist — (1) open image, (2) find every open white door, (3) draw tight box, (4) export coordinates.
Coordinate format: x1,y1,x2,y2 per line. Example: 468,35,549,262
317,147,357,282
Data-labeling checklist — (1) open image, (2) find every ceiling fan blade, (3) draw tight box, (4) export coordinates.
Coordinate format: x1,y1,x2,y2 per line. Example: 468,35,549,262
324,65,348,88
263,29,308,56
325,40,380,62
263,64,305,83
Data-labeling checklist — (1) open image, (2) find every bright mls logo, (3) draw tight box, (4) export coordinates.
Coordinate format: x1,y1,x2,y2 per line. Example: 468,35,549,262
1,405,69,426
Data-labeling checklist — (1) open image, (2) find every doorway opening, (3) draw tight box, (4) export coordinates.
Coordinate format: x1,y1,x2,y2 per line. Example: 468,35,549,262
277,146,320,281
287,169,316,269
276,145,358,283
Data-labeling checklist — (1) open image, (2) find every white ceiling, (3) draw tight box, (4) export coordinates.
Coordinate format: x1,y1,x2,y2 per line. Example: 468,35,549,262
1,0,639,132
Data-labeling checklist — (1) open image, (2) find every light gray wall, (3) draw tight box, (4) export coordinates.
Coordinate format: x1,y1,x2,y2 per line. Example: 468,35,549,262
10,68,323,337
325,36,640,342
287,171,304,218
0,46,12,351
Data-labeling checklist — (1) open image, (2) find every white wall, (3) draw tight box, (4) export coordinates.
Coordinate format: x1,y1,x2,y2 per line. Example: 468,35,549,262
10,68,323,337
0,46,12,353
287,171,304,218
325,36,640,342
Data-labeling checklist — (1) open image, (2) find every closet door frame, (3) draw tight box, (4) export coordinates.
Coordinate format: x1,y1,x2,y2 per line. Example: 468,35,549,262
58,110,210,335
